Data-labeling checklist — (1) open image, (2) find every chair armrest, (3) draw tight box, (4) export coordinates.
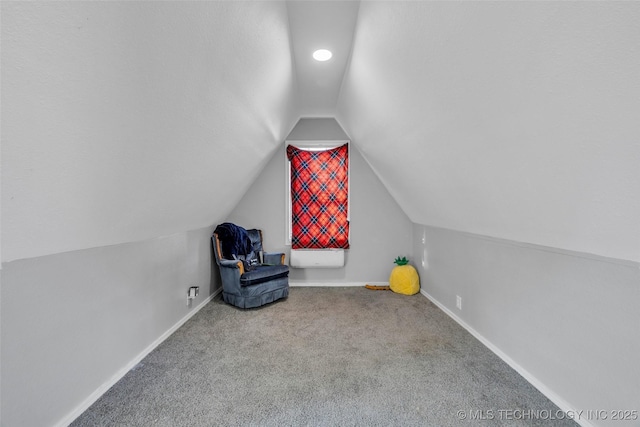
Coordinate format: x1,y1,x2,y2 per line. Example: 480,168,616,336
219,259,245,275
216,259,245,295
263,252,285,265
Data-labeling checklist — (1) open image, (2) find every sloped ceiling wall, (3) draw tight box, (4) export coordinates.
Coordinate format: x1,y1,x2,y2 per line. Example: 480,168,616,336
4,1,639,264
337,1,640,262
287,0,359,117
2,1,296,262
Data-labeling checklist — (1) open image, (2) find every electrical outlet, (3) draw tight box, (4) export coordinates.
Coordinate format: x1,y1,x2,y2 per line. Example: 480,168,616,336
456,295,462,310
187,286,200,306
187,286,199,299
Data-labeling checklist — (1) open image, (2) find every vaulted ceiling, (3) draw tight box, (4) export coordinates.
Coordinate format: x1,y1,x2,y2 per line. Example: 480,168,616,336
287,0,359,117
291,1,640,262
2,1,639,263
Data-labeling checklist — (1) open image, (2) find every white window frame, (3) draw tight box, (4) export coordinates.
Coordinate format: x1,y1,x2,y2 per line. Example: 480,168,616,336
284,140,351,245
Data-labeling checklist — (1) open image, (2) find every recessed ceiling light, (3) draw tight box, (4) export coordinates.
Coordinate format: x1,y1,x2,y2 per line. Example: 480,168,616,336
313,49,332,62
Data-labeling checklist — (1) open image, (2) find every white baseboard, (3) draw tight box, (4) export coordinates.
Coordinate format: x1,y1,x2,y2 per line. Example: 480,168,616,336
289,281,389,287
57,288,222,427
419,288,594,427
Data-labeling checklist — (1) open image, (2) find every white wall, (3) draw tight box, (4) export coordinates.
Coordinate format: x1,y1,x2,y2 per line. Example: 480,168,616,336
414,224,640,427
2,1,296,262
339,1,640,262
226,138,414,284
1,227,219,427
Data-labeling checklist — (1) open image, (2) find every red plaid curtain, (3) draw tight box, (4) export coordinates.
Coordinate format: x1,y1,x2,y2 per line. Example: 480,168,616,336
287,144,349,249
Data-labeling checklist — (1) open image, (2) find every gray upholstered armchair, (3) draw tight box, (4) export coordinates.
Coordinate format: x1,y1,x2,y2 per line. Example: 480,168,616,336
212,227,289,308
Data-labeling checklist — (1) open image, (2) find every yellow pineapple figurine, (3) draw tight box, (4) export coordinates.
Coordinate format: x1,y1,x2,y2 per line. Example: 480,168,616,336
389,256,420,295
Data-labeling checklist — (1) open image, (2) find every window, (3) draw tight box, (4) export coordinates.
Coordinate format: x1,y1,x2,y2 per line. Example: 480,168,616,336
286,142,350,249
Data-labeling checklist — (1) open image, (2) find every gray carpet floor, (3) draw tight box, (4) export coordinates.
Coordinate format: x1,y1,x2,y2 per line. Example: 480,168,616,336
72,287,577,426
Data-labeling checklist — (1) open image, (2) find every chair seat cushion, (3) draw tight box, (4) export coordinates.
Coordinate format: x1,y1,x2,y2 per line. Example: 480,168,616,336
240,264,289,287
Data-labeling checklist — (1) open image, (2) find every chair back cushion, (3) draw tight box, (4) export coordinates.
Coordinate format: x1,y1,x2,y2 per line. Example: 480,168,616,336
235,229,263,270
213,226,266,270
246,229,263,256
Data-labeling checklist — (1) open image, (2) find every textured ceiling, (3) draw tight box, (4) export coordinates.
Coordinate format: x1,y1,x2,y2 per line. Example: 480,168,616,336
337,1,640,261
2,1,639,263
287,0,360,117
2,1,297,261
